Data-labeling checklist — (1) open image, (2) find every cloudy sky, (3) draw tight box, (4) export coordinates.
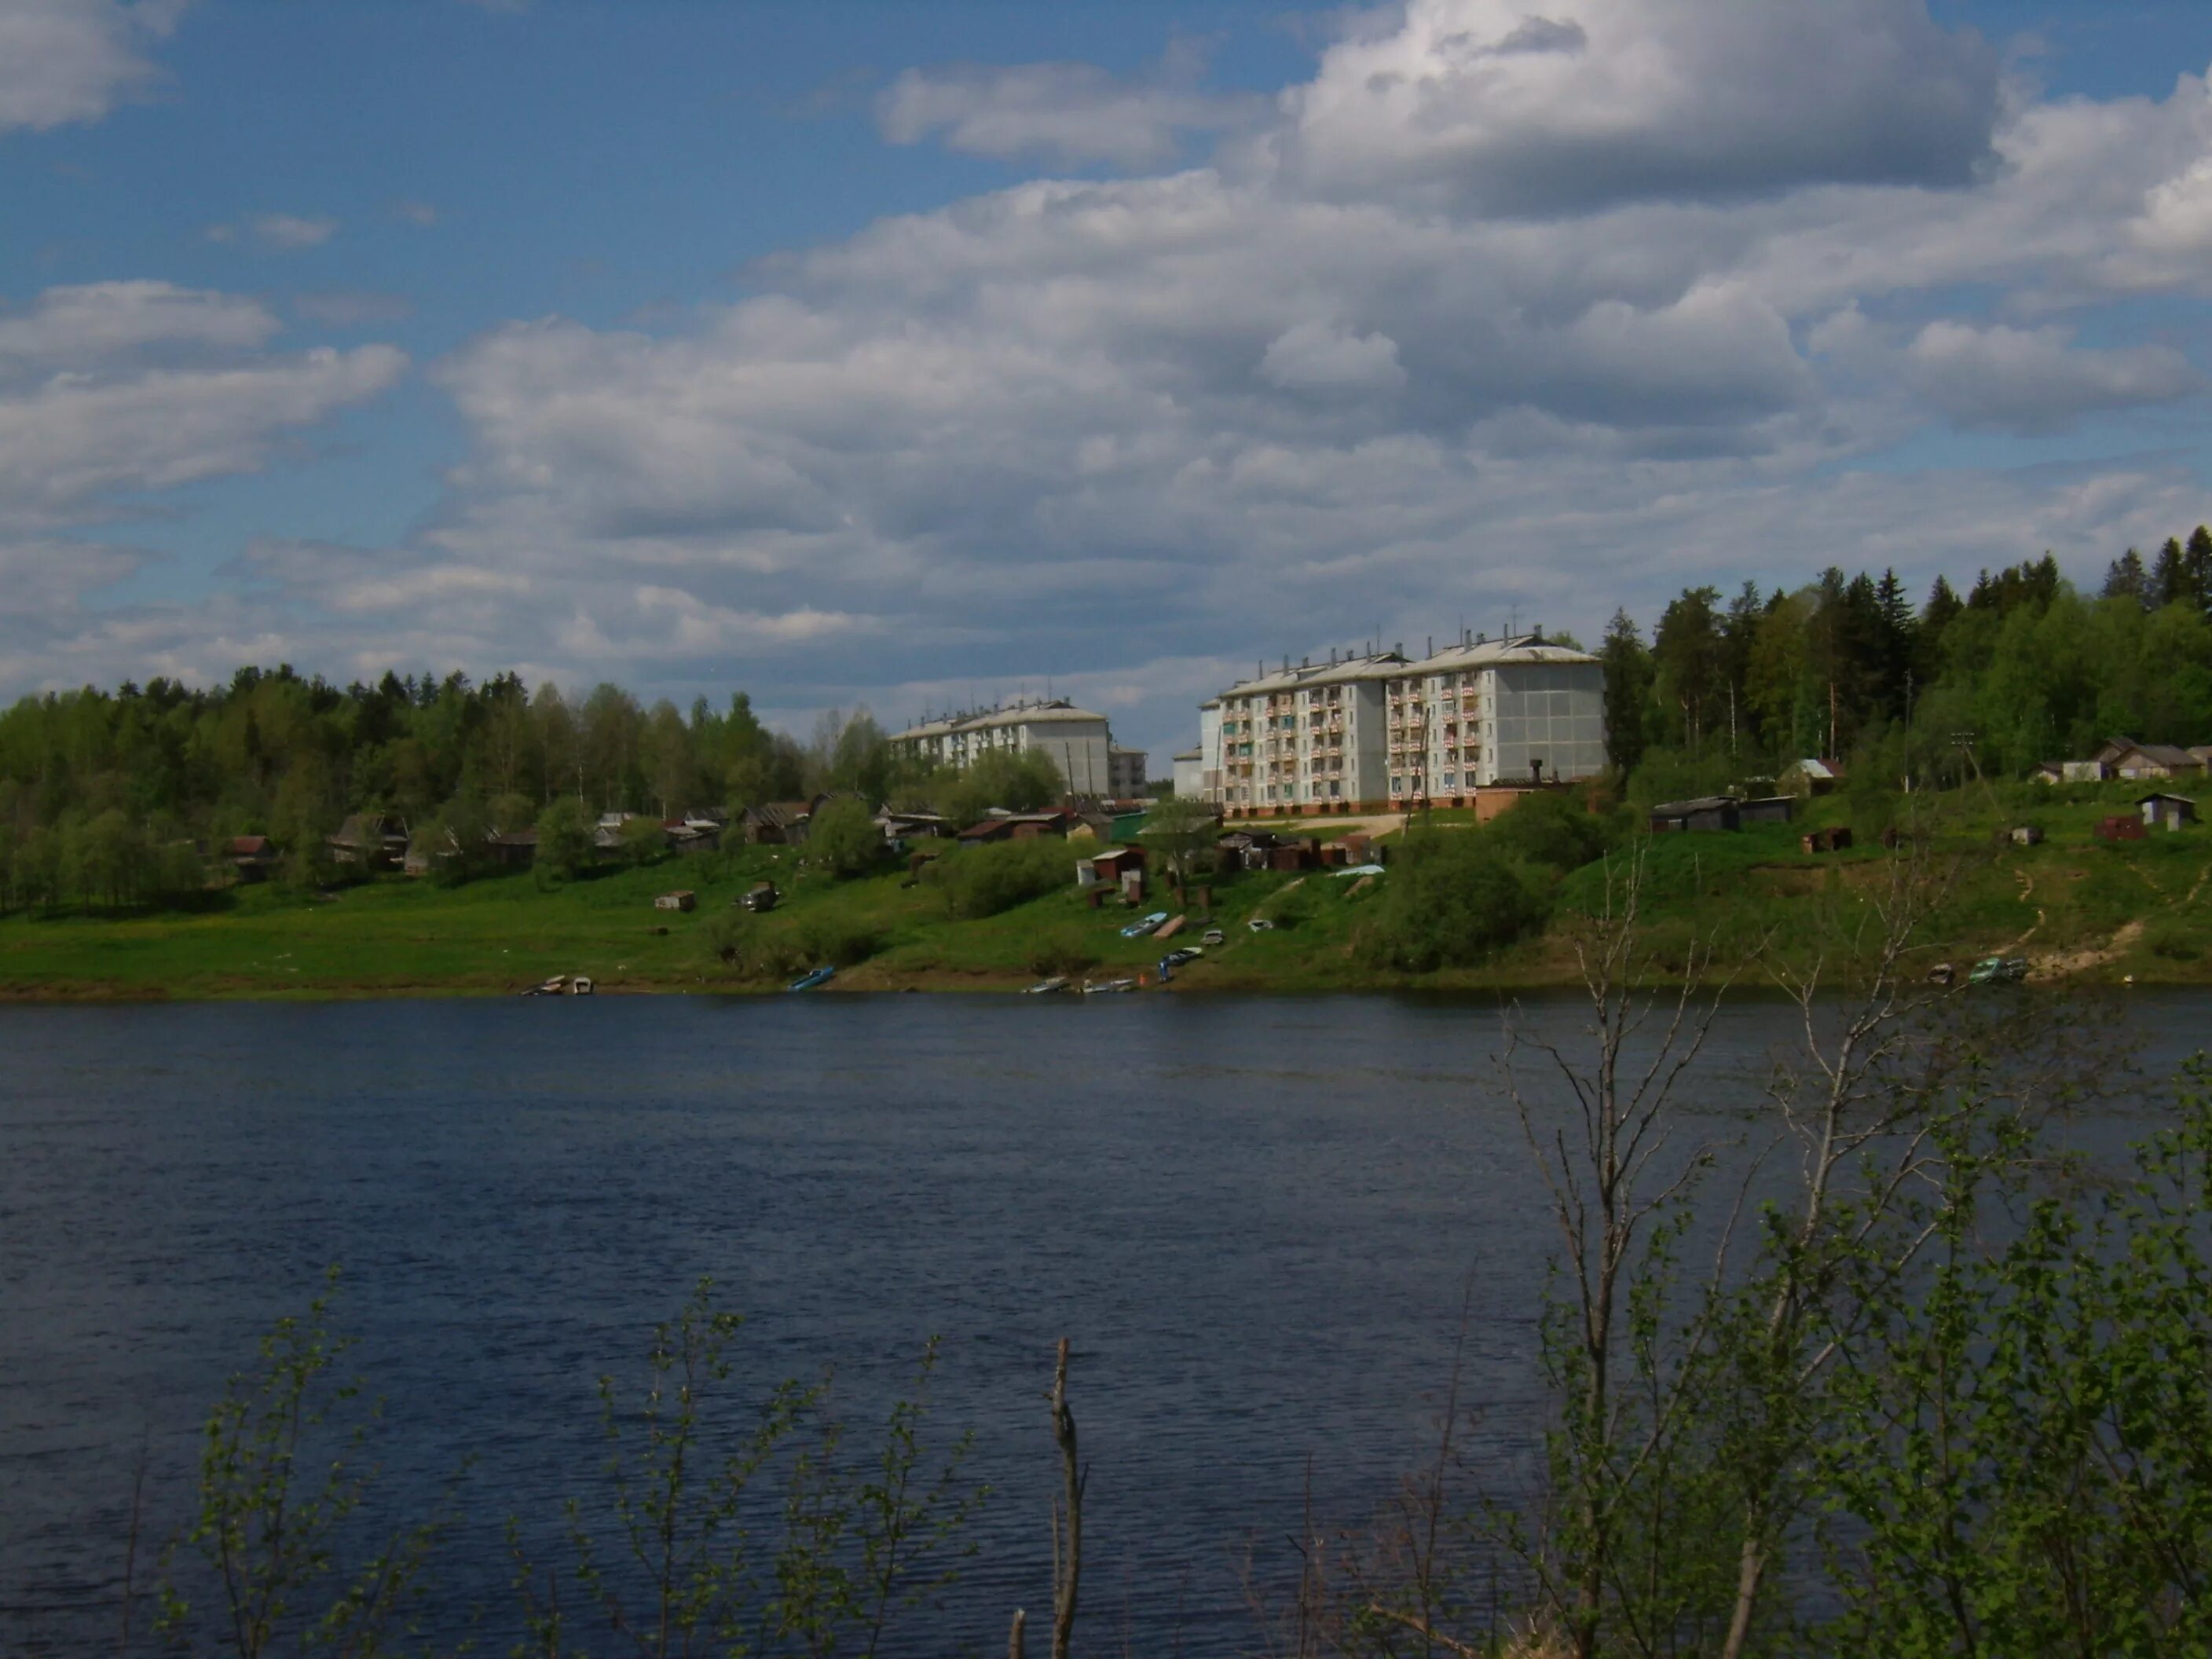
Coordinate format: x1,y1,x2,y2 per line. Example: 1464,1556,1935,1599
4,0,2210,756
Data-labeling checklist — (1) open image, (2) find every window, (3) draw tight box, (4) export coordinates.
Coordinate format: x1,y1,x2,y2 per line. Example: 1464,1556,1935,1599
1444,771,1457,789
1329,781,1341,797
1390,776,1404,794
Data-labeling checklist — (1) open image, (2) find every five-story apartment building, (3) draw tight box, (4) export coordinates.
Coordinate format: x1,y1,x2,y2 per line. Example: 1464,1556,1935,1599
1199,633,1606,815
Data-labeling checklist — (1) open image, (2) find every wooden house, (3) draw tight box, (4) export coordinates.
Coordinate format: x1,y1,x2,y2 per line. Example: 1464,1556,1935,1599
654,890,697,913
1648,797,1739,833
225,834,278,882
743,802,814,845
326,813,407,871
2139,793,2198,831
2093,738,2206,781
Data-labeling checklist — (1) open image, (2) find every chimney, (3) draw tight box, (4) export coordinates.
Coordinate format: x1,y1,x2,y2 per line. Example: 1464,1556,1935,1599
1301,654,1309,668
1531,758,1544,786
1426,635,1433,656
1393,641,1403,657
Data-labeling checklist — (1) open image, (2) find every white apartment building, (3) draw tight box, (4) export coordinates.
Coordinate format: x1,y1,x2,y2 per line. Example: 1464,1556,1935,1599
890,698,1115,795
1199,633,1607,815
1107,745,1148,798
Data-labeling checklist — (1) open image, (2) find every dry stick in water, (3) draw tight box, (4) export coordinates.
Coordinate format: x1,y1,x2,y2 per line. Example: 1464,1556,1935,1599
1009,1606,1027,1659
1049,1338,1085,1659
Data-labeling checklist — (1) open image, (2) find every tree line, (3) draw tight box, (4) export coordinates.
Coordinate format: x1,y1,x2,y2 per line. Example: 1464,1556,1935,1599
1602,524,2212,798
0,668,1063,911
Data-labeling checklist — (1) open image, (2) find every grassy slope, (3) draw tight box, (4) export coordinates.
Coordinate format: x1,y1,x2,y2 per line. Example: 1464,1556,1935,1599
2,786,2208,999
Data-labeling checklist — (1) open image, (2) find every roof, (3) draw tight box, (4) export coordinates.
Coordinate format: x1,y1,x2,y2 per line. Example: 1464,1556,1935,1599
746,801,812,826
226,834,273,855
487,830,538,847
2097,738,2203,767
1649,797,1737,815
1784,758,1840,780
2137,792,2198,805
892,698,1111,742
1172,748,1201,762
1208,633,1600,703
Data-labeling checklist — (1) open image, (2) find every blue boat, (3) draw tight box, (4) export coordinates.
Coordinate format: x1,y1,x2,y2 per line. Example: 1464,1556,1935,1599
787,965,837,992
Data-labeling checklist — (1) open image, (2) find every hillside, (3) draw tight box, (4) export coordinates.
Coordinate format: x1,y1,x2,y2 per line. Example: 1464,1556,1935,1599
0,783,2207,1001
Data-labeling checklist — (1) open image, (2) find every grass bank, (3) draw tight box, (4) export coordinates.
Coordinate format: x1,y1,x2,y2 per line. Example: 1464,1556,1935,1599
2,784,2208,1000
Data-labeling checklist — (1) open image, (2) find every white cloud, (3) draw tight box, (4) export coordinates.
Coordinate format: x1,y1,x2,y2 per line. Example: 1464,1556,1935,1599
877,42,1258,168
1259,319,1408,393
1906,320,2200,433
0,280,277,364
1269,0,2001,214
0,0,183,133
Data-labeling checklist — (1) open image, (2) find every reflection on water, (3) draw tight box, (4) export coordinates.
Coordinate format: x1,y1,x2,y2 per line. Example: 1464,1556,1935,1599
1,991,2201,1654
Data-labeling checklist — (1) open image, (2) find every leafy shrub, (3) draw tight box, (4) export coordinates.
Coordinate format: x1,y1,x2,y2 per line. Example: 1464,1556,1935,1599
807,796,884,877
1361,831,1547,970
1484,790,1616,872
933,837,1071,919
2148,924,2201,961
795,915,885,967
1025,928,1101,978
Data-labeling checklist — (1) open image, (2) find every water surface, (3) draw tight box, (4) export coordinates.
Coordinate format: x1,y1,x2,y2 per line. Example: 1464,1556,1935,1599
3,991,2200,1653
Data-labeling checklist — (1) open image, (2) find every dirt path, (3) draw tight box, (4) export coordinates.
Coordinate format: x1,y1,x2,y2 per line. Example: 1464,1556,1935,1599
2005,868,2045,953
1238,812,1424,839
2031,919,2145,983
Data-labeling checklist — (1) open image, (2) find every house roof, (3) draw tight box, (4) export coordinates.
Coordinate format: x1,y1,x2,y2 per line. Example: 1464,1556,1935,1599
2097,738,2203,768
1649,797,1736,815
1785,758,1840,780
2137,792,2197,806
226,834,272,855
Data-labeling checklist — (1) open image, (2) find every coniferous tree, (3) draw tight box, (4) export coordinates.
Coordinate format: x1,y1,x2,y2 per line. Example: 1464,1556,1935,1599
2152,537,2189,608
2186,526,2212,614
2103,548,2152,608
1599,609,1656,776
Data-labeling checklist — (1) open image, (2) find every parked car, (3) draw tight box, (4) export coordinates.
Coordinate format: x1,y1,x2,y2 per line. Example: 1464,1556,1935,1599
1201,928,1225,947
1247,917,1275,932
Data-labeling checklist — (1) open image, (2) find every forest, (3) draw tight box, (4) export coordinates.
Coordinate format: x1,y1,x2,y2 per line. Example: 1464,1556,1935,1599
2,526,2209,914
1602,525,2212,801
0,671,1063,911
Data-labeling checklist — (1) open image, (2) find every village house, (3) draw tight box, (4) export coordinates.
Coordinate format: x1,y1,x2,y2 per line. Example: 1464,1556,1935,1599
742,801,813,844
1648,797,1741,833
2140,792,2198,831
484,829,537,870
326,812,408,871
1779,759,1841,796
225,834,278,882
2092,738,2207,781
594,811,646,850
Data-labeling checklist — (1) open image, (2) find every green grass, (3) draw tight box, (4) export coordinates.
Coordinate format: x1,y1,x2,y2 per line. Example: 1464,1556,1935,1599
4,782,2210,998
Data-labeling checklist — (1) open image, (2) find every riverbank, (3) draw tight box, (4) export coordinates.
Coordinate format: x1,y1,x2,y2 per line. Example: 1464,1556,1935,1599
2,788,2208,1000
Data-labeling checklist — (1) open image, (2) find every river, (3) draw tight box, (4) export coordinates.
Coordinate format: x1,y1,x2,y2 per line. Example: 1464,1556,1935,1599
3,991,2203,1654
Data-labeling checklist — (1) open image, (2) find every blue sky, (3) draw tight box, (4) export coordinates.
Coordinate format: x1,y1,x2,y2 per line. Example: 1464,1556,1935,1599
3,0,2211,759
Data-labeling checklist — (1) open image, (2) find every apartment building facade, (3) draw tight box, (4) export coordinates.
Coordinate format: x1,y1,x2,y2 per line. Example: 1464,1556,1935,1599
890,699,1116,795
1199,634,1607,815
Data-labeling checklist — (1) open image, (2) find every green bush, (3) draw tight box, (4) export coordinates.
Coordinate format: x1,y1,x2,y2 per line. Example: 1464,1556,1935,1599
933,837,1071,919
1361,830,1548,970
795,915,885,968
807,796,884,877
1025,927,1101,978
1484,790,1616,872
